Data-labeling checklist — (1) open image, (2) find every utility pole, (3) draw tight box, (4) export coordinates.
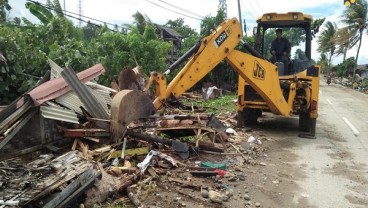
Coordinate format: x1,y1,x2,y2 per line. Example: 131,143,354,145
237,0,243,36
63,0,66,16
78,0,83,27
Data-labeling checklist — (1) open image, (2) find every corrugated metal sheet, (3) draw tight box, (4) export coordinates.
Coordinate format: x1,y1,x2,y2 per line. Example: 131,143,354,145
55,92,85,114
89,88,109,113
48,58,63,79
86,82,116,106
40,105,79,124
61,67,109,119
94,89,112,106
55,90,109,115
28,64,105,106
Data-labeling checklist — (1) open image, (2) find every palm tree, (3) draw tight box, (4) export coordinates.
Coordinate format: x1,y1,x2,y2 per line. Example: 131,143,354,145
132,12,152,35
317,53,329,74
340,0,368,76
0,0,11,23
317,21,338,71
335,27,358,61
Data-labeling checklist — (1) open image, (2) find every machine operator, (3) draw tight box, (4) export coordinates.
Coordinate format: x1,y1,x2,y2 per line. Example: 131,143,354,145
270,28,291,74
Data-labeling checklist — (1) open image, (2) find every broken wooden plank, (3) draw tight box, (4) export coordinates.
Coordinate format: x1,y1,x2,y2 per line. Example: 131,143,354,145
63,129,110,137
127,185,142,207
83,137,100,143
71,139,78,150
147,167,159,179
0,102,31,135
30,154,93,202
43,168,99,208
0,109,37,150
84,169,139,207
108,147,149,158
54,170,101,208
127,129,224,152
77,140,89,159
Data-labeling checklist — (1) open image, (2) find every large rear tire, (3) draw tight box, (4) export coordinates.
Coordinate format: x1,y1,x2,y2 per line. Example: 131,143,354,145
309,118,316,136
237,109,260,127
299,113,310,132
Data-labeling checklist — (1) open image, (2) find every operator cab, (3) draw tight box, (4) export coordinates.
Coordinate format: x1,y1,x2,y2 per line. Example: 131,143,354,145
253,12,313,76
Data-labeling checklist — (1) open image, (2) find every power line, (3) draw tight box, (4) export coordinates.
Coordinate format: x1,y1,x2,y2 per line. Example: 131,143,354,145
247,0,261,16
26,0,127,31
143,0,202,21
240,0,257,20
156,0,204,19
254,1,264,13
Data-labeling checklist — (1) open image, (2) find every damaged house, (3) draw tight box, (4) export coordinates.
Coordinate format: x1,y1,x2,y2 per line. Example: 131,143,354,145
155,24,183,62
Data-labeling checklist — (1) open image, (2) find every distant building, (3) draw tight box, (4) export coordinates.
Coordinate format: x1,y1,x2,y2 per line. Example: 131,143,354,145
155,24,183,62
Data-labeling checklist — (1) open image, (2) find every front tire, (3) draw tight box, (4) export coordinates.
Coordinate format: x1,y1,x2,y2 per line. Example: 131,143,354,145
243,109,259,125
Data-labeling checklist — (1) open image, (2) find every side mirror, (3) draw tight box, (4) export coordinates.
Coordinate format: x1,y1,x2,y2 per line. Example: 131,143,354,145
253,27,257,35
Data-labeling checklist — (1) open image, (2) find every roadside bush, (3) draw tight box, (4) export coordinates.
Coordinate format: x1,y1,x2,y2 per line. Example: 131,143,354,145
335,57,355,77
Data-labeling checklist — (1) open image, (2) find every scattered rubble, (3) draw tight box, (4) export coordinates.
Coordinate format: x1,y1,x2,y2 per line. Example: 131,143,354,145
0,59,270,207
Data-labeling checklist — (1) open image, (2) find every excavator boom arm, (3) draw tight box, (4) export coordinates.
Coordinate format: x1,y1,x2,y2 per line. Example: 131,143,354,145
152,18,292,116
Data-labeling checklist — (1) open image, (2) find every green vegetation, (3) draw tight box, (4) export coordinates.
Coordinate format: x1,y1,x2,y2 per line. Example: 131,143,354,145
182,94,237,115
335,57,356,76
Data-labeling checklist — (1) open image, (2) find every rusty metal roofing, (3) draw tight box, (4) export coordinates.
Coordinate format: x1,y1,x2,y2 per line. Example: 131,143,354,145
28,64,105,106
41,104,79,124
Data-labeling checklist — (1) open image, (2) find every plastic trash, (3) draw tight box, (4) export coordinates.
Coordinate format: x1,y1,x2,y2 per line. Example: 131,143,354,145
247,136,262,145
214,169,226,176
200,161,227,170
137,150,177,173
225,128,238,135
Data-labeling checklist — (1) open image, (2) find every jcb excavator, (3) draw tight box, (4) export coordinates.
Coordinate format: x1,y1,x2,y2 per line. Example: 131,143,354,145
111,12,320,140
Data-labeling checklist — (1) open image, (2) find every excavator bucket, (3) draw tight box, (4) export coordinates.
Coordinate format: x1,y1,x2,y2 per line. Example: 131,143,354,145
111,90,156,142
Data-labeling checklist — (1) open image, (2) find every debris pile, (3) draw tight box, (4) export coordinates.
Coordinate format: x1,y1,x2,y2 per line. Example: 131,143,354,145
0,60,269,207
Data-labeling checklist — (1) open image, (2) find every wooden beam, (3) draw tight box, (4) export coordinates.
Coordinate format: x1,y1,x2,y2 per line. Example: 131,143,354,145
43,169,100,208
63,129,110,138
0,109,37,150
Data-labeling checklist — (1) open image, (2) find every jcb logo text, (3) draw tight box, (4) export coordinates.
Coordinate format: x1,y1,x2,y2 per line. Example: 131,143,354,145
253,61,265,80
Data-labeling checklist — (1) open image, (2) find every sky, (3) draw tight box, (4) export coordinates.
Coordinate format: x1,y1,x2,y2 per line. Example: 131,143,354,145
8,0,368,65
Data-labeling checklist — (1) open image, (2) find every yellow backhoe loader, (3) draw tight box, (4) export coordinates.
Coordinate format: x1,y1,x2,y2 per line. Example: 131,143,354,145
111,12,320,140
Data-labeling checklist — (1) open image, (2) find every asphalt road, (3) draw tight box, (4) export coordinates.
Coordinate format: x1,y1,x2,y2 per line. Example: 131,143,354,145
291,81,368,208
250,80,368,208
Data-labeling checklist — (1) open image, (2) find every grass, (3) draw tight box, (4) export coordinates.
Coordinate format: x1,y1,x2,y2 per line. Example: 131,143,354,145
181,93,237,115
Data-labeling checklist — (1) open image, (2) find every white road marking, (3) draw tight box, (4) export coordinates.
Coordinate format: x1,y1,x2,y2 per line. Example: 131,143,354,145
326,99,333,105
342,117,360,136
